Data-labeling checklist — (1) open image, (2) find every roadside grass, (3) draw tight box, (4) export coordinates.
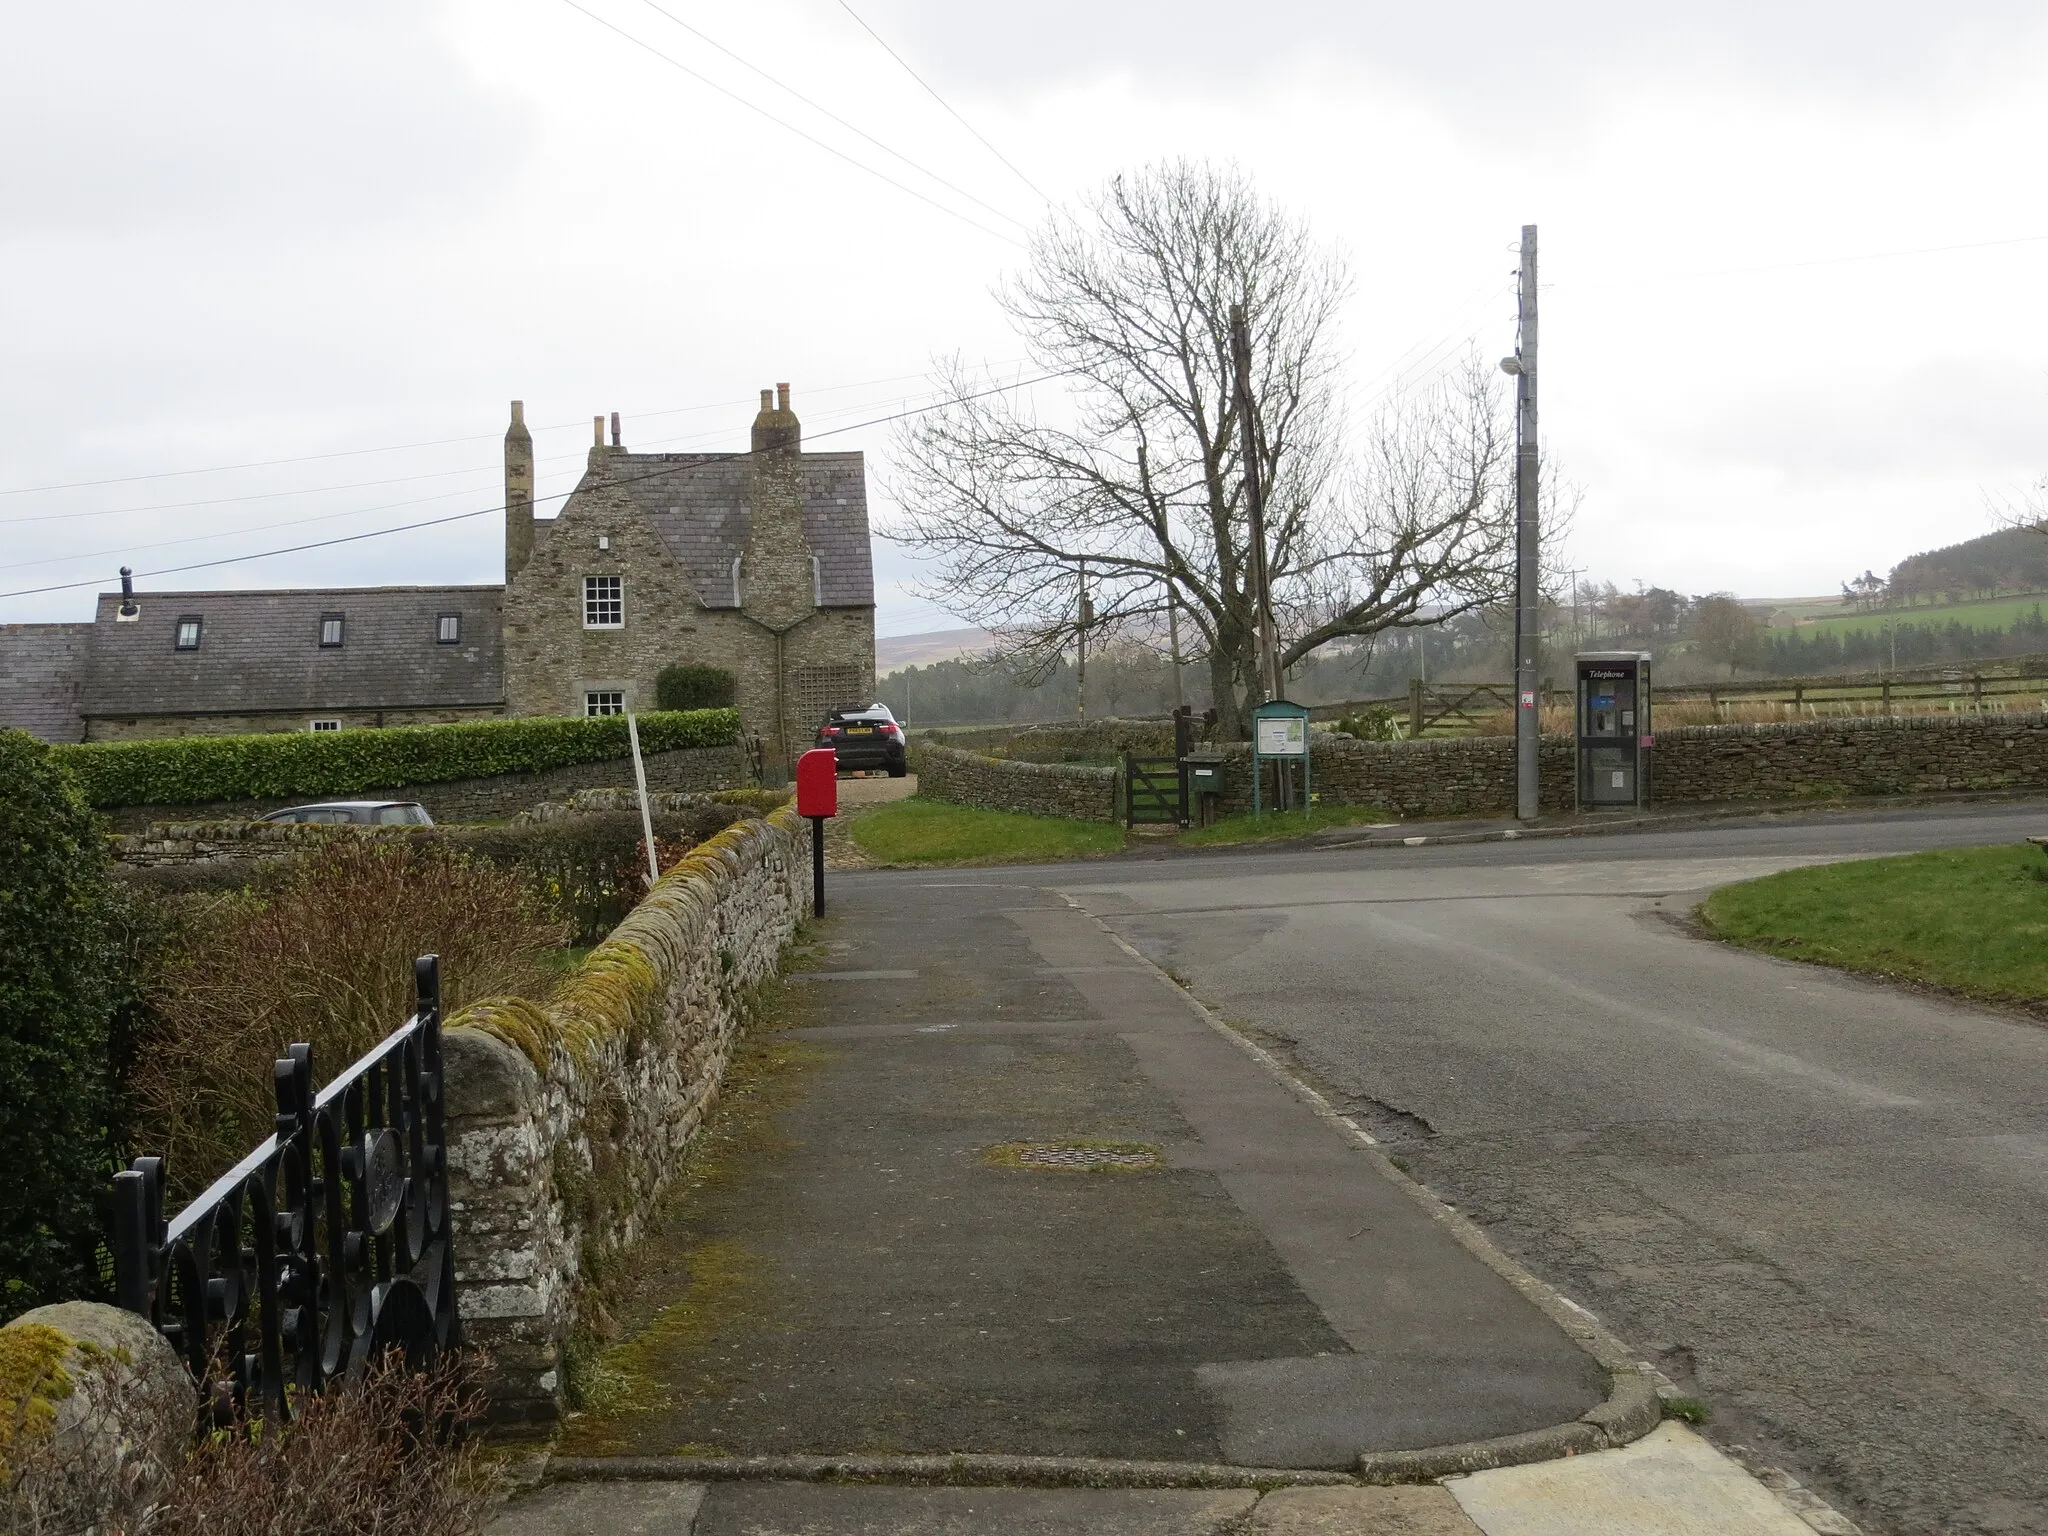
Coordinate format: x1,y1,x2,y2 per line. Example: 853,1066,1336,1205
1700,843,2048,1003
849,796,1126,866
1180,804,1392,847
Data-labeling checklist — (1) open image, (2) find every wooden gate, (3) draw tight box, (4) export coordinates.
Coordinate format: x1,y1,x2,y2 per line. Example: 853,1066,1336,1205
1125,755,1187,828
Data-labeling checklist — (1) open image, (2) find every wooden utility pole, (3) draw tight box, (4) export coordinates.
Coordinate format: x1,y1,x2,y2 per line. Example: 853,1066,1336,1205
1167,589,1185,710
1076,559,1091,718
1230,303,1283,706
1509,225,1541,821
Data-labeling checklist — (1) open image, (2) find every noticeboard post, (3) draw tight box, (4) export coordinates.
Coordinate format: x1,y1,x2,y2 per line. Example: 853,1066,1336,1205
1250,698,1312,817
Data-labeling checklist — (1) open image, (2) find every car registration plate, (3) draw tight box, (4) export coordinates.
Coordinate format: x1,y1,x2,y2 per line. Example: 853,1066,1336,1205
845,726,874,735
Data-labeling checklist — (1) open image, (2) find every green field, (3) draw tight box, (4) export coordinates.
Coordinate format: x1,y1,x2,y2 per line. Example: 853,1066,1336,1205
1774,593,2048,640
850,797,1126,865
1701,844,2048,1003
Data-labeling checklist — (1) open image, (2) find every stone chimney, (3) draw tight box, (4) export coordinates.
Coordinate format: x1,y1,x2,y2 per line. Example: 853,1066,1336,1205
504,400,534,580
751,381,801,454
742,381,813,631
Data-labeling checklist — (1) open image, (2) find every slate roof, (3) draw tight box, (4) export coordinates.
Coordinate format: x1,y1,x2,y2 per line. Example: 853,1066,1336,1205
0,623,91,742
78,586,504,717
606,451,873,609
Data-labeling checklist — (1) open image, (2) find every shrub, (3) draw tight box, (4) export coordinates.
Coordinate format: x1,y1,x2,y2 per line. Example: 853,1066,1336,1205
0,730,117,1321
452,804,754,945
2,1352,497,1536
51,708,741,810
655,664,736,712
1332,706,1403,741
129,840,569,1195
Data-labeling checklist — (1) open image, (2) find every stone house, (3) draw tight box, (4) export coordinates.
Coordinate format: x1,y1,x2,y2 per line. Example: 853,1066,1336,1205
502,385,875,768
0,387,876,769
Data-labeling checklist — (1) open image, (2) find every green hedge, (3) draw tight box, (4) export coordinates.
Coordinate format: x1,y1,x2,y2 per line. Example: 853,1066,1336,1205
656,664,736,711
52,709,741,809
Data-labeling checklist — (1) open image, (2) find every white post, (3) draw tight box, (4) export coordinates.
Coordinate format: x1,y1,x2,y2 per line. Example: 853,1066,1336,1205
626,711,660,889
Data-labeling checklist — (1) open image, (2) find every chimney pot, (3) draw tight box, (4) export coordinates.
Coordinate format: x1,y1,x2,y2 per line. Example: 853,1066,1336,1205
776,382,790,412
510,399,525,426
611,411,622,447
593,415,605,447
760,388,773,412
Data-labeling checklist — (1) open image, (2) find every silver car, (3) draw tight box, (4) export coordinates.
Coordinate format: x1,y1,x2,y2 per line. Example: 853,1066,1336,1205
257,800,434,826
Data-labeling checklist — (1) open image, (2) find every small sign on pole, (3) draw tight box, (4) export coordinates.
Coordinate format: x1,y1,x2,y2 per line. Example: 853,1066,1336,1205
1249,698,1312,817
625,711,660,890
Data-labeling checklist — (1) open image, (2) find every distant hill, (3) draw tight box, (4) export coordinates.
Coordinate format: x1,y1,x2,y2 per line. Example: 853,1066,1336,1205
1889,527,2048,605
877,626,993,673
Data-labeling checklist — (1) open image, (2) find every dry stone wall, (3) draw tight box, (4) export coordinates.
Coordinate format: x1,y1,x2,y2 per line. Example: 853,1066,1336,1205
910,741,1119,822
1213,711,2048,818
440,804,803,1424
96,742,749,832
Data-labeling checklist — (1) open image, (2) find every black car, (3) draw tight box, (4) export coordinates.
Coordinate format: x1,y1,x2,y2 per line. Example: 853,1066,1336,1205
817,703,908,776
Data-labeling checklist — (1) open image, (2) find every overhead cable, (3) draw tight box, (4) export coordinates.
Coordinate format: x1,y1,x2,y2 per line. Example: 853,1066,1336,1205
635,0,1030,232
833,0,1049,203
0,370,1067,601
557,0,1023,246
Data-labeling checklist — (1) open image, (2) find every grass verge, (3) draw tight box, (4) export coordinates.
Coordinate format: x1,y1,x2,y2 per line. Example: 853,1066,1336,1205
1180,804,1392,847
849,796,1125,866
1700,843,2048,1003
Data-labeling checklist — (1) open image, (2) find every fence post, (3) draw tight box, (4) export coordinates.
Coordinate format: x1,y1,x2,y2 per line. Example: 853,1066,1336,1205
1974,675,1984,711
1408,679,1424,739
1883,678,1893,715
1123,753,1134,830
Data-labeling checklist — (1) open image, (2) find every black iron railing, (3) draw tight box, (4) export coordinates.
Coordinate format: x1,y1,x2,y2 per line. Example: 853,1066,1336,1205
111,954,462,1421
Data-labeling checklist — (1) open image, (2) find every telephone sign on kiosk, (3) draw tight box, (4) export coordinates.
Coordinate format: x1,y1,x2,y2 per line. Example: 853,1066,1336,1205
1575,651,1651,809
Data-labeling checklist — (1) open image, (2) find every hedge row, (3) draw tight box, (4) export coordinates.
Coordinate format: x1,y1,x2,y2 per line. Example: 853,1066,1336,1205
52,709,741,809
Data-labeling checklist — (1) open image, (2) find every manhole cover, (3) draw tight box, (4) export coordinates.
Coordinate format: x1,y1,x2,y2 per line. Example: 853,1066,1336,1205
981,1140,1163,1172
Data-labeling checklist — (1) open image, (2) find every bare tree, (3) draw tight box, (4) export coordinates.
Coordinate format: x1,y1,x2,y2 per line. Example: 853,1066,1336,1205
890,160,1528,739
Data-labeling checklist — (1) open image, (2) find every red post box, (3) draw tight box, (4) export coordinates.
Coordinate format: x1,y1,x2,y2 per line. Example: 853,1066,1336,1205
795,748,839,819
794,748,837,916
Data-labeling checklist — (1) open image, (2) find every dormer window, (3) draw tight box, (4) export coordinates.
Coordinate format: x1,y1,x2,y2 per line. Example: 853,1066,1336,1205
584,576,623,629
319,613,345,648
174,616,202,651
437,613,461,644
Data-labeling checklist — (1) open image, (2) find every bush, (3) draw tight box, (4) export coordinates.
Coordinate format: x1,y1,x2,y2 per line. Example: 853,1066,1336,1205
1332,706,1403,741
129,840,570,1195
655,664,736,712
0,730,117,1321
51,708,741,810
452,805,754,946
3,1352,497,1536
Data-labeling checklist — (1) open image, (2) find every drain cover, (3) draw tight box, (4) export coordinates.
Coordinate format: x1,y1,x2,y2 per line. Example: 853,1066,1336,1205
982,1140,1163,1172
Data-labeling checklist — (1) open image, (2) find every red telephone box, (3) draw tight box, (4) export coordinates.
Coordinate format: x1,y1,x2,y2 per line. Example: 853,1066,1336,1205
794,749,837,915
795,749,838,819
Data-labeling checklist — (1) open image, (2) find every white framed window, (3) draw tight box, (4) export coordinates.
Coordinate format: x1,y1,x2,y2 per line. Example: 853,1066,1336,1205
310,718,341,732
319,612,345,648
583,575,623,628
585,690,625,717
436,612,461,644
174,615,202,651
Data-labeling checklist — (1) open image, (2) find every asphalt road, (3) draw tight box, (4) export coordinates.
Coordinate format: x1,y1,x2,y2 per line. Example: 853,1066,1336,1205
858,801,2048,1536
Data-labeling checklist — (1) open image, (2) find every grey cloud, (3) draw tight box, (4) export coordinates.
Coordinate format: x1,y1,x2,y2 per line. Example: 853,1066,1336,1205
0,1,525,236
858,1,2047,125
1685,359,2048,480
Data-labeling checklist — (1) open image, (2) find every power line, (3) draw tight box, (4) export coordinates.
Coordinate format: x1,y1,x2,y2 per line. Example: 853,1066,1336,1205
0,372,1024,565
832,0,1048,204
557,0,1023,247
1,371,1068,601
0,362,1024,507
634,0,1030,232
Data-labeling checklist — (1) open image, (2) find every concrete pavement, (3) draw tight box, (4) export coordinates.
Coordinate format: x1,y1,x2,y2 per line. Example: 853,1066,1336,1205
1041,799,2048,1535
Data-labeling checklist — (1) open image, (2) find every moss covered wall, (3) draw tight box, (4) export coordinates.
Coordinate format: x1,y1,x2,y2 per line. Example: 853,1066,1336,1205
440,804,803,1425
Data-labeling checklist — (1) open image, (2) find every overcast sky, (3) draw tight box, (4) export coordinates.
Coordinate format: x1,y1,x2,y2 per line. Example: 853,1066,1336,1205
3,0,2045,635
